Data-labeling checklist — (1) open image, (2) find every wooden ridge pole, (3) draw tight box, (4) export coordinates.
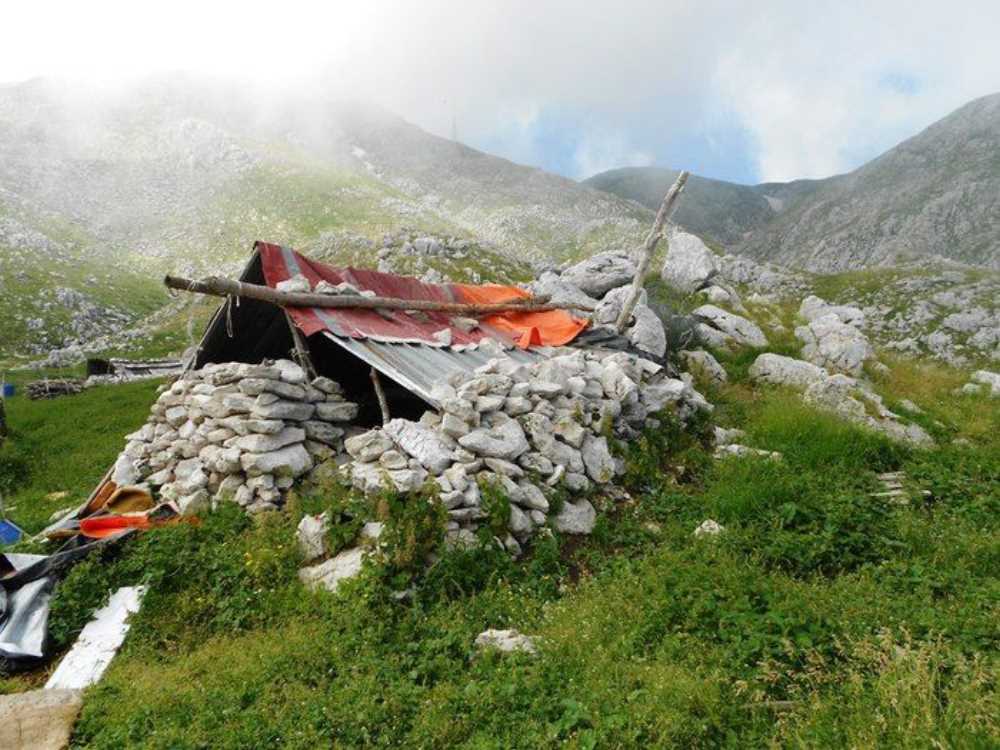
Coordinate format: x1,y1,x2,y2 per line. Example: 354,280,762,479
165,275,594,315
614,170,689,333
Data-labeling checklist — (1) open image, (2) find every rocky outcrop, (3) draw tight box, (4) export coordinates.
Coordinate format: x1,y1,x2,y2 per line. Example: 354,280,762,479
803,374,933,446
692,305,768,349
559,252,636,298
796,313,873,376
748,353,827,389
660,230,719,293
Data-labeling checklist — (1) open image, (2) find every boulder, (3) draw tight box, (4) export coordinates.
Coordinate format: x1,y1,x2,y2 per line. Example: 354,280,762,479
694,519,724,537
681,350,727,386
799,295,865,327
240,443,314,478
796,313,873,376
559,251,636,298
970,370,1000,397
458,417,530,460
474,628,538,655
298,547,365,593
692,305,768,349
661,230,719,293
297,512,330,562
383,419,454,473
233,427,305,454
748,353,827,389
345,429,394,462
529,272,600,310
553,499,596,534
581,435,615,483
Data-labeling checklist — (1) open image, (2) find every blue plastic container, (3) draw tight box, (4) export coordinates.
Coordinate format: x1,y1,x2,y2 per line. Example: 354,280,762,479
2,384,13,398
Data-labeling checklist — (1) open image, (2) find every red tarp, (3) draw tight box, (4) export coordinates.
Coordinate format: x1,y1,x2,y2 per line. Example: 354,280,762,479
256,242,588,348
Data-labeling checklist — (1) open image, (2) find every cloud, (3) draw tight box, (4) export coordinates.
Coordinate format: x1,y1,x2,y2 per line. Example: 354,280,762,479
4,1,1000,183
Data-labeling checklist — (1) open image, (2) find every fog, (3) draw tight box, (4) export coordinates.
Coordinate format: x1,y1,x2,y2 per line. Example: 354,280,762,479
6,1,1000,182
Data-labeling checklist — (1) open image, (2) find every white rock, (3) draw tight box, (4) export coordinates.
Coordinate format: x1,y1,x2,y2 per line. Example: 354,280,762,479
553,499,596,534
240,443,313,478
581,435,615,483
297,512,330,562
748,353,827,389
796,313,872,376
298,547,366,593
458,418,530,460
233,427,305,453
970,370,1000,397
693,305,768,348
661,230,720,293
474,628,538,655
276,275,311,294
560,251,636,297
314,401,359,422
681,350,728,386
345,430,394,462
383,419,454,473
694,519,724,537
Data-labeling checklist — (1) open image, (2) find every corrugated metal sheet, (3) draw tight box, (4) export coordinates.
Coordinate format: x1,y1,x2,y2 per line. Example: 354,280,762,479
259,241,523,346
324,333,544,407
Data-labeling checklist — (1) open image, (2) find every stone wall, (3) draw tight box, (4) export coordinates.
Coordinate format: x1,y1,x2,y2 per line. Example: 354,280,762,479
342,349,710,552
112,360,358,514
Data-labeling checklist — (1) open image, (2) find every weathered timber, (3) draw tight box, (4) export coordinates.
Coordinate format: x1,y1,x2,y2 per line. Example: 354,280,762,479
165,275,593,314
370,368,391,425
614,170,689,333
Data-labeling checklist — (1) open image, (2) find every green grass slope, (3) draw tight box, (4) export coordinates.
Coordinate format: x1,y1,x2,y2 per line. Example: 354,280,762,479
0,343,995,747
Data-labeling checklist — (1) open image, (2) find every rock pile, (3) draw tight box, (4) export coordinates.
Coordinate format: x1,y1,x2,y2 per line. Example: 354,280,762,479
748,353,932,446
529,251,668,357
342,349,710,552
111,360,359,514
795,296,873,376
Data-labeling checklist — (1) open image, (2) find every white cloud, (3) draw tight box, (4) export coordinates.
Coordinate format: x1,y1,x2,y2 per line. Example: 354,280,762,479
4,1,1000,182
573,132,654,179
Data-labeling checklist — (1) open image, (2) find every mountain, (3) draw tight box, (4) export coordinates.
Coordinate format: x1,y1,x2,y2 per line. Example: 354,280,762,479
582,167,778,247
586,93,1000,271
0,76,650,358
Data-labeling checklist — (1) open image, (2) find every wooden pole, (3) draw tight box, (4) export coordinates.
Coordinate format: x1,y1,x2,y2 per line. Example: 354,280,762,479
614,170,689,334
284,311,317,380
370,368,390,425
164,275,594,315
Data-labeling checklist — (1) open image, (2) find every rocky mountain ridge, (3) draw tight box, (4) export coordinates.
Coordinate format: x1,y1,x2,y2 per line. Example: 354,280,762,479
586,92,1000,271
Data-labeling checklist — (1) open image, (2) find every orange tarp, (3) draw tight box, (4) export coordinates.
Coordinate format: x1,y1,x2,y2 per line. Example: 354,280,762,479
454,284,589,348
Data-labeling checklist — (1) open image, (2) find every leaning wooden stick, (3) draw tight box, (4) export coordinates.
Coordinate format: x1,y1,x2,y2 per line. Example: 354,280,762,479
164,275,594,315
614,170,689,334
370,368,391,425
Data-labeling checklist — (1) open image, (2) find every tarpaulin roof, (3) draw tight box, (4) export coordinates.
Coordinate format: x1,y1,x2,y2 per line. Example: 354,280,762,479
257,242,588,349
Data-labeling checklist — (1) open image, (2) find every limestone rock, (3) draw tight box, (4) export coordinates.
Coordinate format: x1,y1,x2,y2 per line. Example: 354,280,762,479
581,435,615,483
748,353,827,389
297,512,330,562
553,499,596,534
240,443,314,478
661,230,719,293
560,251,636,297
345,430,394,462
693,305,768,349
681,350,727,386
459,417,530,460
383,419,454,473
298,547,365,593
474,628,538,655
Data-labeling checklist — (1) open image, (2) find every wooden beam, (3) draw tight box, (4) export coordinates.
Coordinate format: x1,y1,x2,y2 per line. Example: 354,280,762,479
164,275,594,315
370,368,390,425
284,310,317,380
614,170,689,334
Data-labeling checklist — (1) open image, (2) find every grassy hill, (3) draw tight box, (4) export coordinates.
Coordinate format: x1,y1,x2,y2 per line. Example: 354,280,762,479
0,76,652,360
0,336,996,747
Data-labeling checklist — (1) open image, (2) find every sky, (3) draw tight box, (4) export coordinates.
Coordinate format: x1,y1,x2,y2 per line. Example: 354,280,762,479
4,1,1000,184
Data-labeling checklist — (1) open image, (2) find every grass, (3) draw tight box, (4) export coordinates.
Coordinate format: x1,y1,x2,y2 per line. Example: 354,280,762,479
0,352,996,747
0,379,162,533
